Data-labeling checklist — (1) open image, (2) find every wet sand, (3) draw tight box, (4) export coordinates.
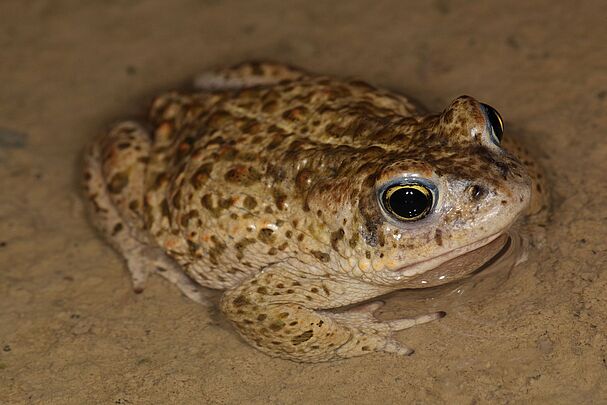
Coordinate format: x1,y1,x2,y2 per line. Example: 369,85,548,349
1,1,606,403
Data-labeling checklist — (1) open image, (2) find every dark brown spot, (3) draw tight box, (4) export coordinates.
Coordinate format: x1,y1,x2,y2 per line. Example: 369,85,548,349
282,106,308,121
442,108,454,124
224,165,262,186
330,228,345,251
217,145,238,160
176,140,193,159
171,189,182,210
348,233,360,248
219,197,234,209
434,229,443,246
322,284,330,296
257,314,267,321
258,228,276,244
180,209,199,227
200,194,220,217
266,135,284,150
240,119,262,135
291,330,313,345
311,250,330,263
151,172,168,190
243,195,257,210
257,286,268,294
108,172,129,194
239,152,257,161
273,189,288,210
207,110,232,128
377,229,385,247
232,295,249,307
235,237,256,260
325,123,344,137
262,100,278,113
111,223,123,236
269,320,285,331
187,239,200,255
208,235,227,265
191,163,213,189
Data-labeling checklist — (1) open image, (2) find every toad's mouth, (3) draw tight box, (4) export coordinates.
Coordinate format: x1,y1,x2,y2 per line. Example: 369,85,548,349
393,231,510,288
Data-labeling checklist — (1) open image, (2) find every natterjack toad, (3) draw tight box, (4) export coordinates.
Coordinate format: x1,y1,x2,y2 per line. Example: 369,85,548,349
83,62,544,362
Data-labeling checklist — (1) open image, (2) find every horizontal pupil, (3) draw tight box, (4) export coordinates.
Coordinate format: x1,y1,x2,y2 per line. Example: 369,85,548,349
387,186,431,220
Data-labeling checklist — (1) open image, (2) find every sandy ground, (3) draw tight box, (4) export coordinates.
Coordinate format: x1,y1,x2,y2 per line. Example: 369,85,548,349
0,1,606,403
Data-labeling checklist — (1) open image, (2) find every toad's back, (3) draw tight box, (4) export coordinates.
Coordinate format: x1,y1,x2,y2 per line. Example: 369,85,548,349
141,76,429,289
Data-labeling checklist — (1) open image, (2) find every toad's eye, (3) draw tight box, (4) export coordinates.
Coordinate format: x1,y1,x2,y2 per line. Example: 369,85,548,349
481,103,504,145
382,183,434,221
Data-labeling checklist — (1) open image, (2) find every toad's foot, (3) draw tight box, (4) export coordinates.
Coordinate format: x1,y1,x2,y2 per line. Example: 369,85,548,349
326,301,445,356
124,244,213,306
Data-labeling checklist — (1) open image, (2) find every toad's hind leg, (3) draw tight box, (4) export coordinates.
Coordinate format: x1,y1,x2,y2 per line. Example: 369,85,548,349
194,61,307,90
83,122,213,305
221,267,445,362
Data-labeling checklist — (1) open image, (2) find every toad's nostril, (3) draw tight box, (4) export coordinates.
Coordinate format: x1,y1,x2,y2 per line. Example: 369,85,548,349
468,184,487,200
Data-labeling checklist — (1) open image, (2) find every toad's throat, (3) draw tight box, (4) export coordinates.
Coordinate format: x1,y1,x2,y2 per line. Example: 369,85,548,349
394,232,509,288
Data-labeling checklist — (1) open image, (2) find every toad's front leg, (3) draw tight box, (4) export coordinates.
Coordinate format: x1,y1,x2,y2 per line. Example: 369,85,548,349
220,265,444,362
83,122,213,304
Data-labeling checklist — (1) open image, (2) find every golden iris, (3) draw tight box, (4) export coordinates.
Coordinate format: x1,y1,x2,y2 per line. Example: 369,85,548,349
383,184,433,221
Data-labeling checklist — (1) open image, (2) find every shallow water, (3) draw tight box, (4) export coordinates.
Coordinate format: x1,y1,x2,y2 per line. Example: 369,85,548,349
1,1,606,403
378,231,523,325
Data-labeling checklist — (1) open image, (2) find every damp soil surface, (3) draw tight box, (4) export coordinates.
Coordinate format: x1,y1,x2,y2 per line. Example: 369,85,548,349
1,1,606,403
